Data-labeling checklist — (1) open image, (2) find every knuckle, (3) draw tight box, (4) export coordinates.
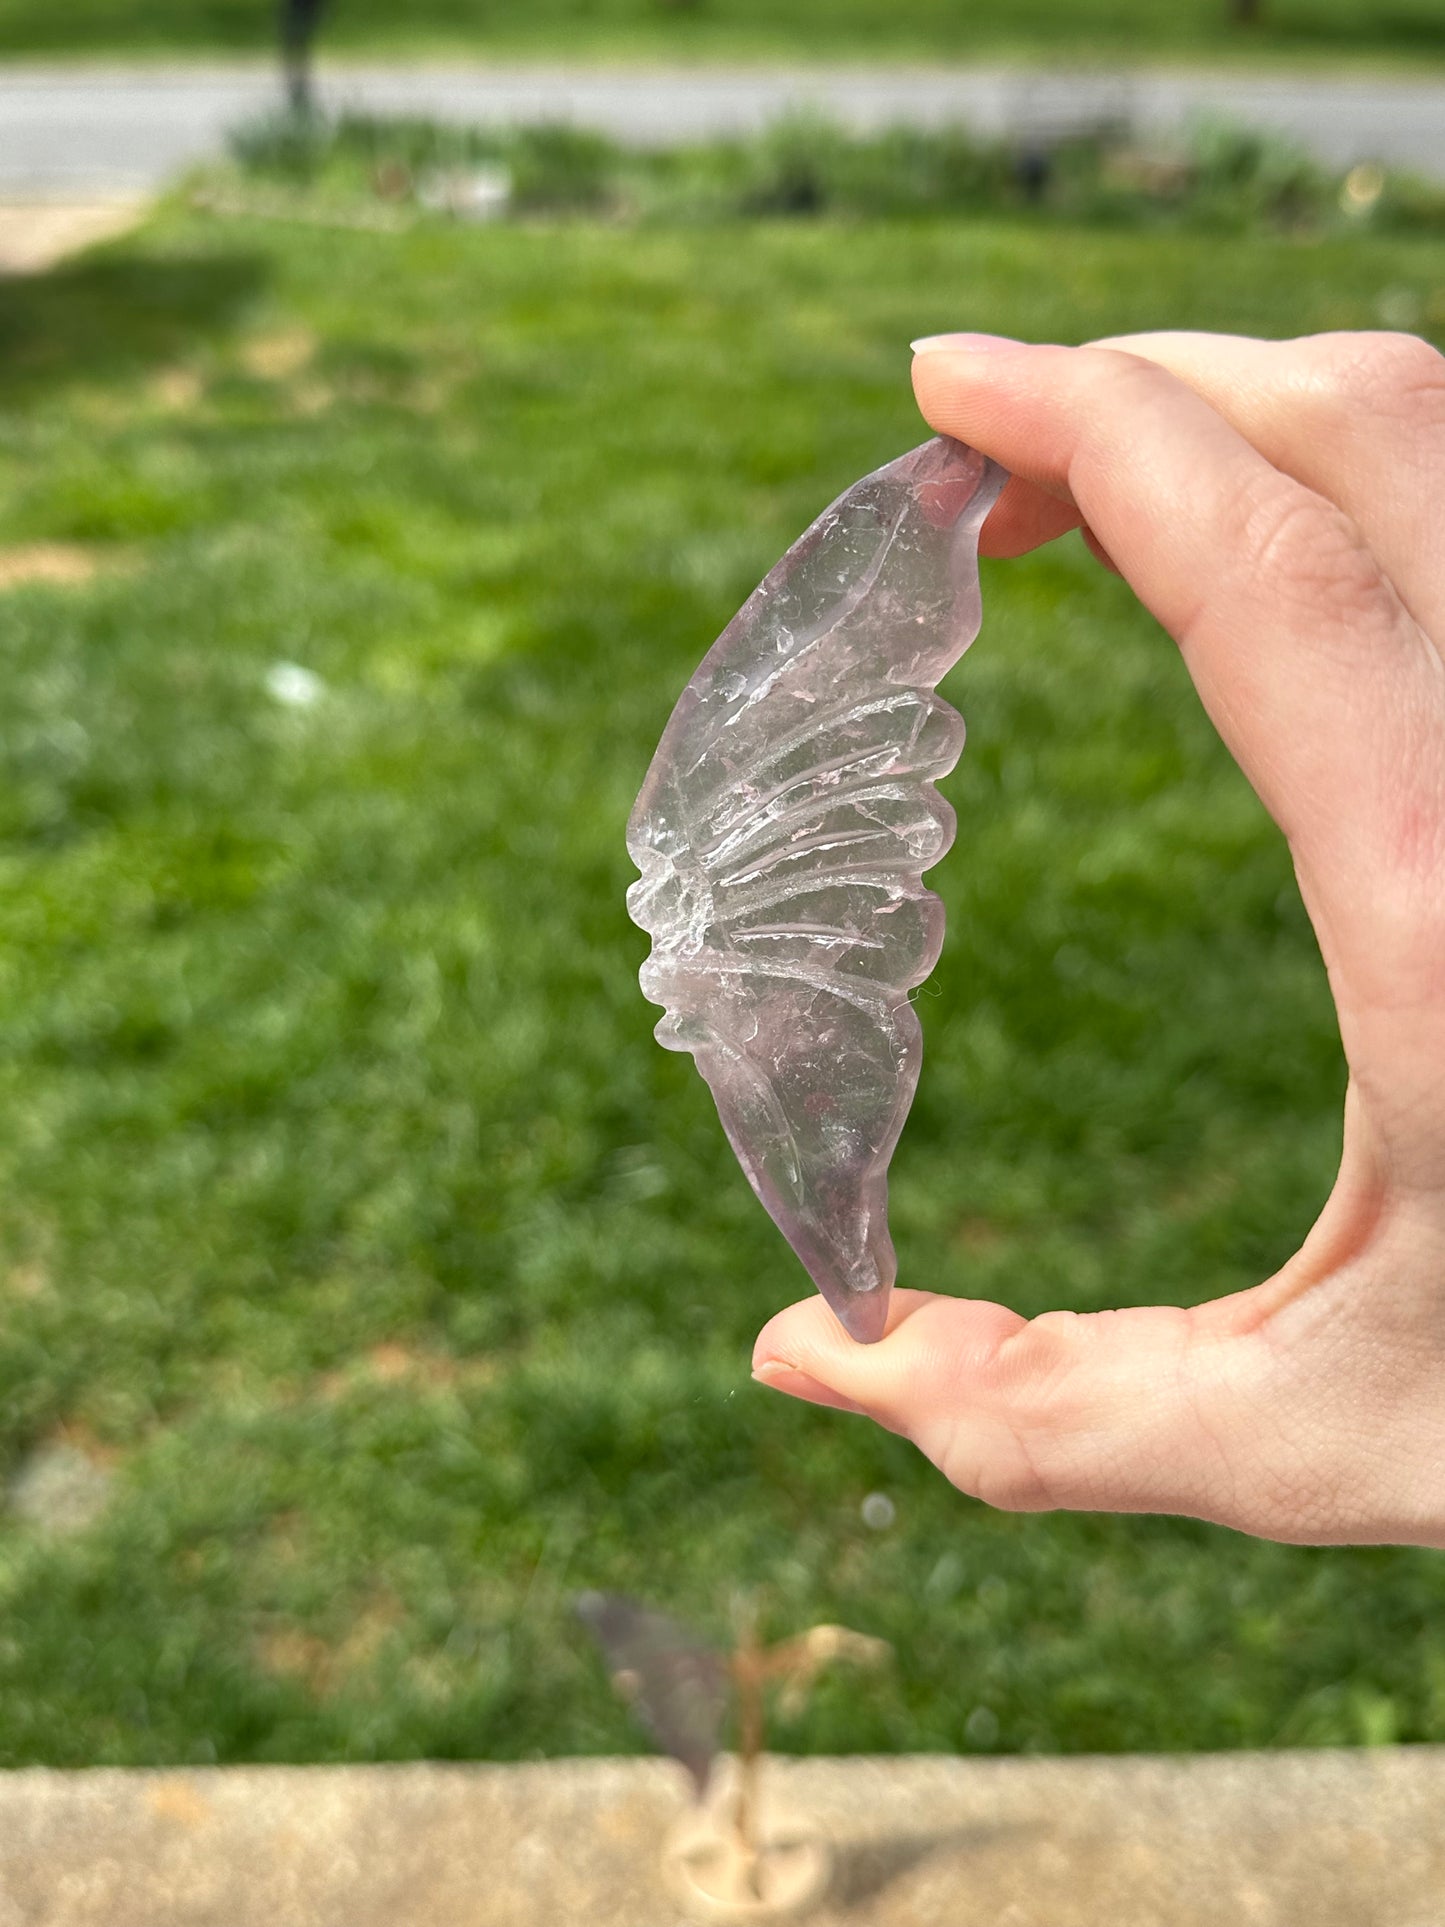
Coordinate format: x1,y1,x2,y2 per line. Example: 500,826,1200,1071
1229,476,1397,630
937,1423,1058,1513
925,1312,1091,1513
989,1309,1089,1416
1066,349,1182,490
1090,347,1182,418
1354,862,1445,1003
1298,330,1445,424
974,1452,1057,1514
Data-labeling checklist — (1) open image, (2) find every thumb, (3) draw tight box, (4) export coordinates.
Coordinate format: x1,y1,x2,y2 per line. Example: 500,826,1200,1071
752,1288,1257,1521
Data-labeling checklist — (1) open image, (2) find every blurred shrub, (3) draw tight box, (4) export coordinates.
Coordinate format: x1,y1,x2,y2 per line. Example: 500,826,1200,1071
726,117,1017,220
232,111,499,188
508,126,620,213
230,109,338,181
224,110,1445,236
1185,121,1335,230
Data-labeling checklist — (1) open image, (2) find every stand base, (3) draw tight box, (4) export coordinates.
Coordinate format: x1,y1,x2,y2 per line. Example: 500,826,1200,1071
662,1776,833,1923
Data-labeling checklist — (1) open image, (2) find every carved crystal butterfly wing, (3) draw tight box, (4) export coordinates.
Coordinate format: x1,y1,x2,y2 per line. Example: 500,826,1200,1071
626,438,1004,1343
575,1591,729,1796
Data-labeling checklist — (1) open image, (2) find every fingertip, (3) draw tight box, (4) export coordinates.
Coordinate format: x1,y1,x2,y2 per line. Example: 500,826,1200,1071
752,1288,946,1383
910,341,1068,470
752,1291,944,1428
752,1293,847,1376
910,332,1029,356
751,1360,867,1415
753,1291,1027,1460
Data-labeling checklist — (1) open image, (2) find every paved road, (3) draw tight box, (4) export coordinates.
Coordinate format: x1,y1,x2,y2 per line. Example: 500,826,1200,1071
0,60,1441,196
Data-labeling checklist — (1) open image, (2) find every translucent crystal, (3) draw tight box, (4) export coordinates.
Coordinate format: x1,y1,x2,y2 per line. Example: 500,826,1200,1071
626,437,1004,1343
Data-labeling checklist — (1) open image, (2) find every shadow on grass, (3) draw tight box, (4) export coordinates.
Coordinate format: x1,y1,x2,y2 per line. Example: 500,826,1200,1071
1268,4,1445,51
0,249,267,396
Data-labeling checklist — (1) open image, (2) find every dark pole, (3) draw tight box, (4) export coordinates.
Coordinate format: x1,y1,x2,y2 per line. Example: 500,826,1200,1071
1230,0,1262,21
280,0,328,115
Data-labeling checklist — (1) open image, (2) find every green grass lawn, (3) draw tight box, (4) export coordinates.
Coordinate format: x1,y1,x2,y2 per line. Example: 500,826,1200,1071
0,196,1442,1770
0,0,1443,64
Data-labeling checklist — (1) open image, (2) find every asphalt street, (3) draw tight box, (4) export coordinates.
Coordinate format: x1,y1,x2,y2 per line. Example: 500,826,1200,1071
0,60,1441,196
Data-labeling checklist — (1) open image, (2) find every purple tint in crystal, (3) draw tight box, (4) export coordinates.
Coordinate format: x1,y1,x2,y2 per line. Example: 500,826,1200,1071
626,437,1005,1344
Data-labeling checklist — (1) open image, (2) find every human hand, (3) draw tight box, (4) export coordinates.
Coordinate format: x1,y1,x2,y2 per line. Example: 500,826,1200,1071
752,329,1445,1548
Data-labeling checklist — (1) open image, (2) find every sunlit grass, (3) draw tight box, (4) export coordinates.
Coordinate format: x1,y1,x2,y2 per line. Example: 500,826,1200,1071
0,204,1441,1765
1,0,1443,64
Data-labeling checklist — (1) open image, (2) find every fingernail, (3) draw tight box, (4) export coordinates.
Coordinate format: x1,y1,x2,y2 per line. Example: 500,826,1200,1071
911,332,1027,355
752,1361,864,1415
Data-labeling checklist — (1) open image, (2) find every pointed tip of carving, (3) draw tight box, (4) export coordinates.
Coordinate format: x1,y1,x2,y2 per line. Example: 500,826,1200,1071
829,1287,891,1346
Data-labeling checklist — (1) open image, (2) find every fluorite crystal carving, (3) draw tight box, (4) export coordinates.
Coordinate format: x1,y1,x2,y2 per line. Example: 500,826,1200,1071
626,437,1004,1343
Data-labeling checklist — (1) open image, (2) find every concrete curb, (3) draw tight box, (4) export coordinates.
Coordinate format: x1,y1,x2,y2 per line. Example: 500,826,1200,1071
2,1748,1444,1925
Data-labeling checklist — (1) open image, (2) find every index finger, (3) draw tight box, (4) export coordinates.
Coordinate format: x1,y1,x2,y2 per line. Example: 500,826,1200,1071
911,340,1443,985
1089,329,1445,636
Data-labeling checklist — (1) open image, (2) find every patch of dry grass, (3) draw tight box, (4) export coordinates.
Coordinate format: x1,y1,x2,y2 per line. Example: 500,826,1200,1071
0,202,147,276
239,326,317,381
0,544,107,590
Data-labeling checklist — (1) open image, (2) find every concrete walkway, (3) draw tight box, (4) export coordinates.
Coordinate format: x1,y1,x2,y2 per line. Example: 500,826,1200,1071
3,1748,1445,1925
0,61,1442,197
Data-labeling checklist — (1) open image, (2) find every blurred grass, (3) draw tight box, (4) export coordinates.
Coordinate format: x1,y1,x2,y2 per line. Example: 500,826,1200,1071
0,196,1443,1768
0,0,1443,63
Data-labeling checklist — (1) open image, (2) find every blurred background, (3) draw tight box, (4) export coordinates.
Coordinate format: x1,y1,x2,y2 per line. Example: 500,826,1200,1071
0,0,1442,1773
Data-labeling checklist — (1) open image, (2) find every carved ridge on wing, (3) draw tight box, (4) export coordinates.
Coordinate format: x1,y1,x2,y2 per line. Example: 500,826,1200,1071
706,786,955,887
710,818,933,892
701,1035,807,1199
707,864,941,925
696,687,957,834
647,951,913,1026
732,924,889,952
699,742,935,861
